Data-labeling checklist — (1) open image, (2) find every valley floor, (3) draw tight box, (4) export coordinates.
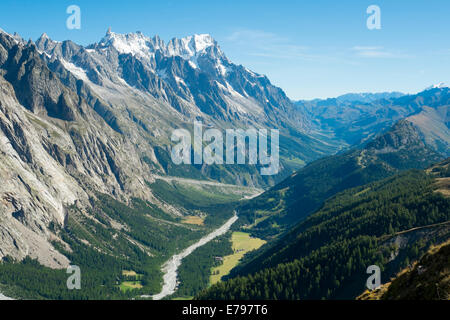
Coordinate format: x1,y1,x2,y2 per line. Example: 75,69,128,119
146,213,239,300
210,232,266,285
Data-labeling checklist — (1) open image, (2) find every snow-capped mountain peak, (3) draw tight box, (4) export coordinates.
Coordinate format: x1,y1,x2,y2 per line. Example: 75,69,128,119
192,34,215,50
425,82,449,90
167,33,217,59
97,30,220,64
98,30,162,59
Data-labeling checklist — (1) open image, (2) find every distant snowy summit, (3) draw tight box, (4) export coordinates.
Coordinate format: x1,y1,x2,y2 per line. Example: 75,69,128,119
425,82,449,90
96,29,221,68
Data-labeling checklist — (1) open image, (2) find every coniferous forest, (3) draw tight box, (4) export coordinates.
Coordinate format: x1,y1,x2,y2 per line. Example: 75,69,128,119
197,169,450,300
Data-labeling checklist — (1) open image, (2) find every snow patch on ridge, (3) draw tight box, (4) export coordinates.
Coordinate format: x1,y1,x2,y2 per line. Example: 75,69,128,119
425,82,449,90
60,59,89,82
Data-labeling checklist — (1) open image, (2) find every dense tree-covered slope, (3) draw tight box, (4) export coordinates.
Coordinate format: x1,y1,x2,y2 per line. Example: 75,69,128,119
197,161,450,300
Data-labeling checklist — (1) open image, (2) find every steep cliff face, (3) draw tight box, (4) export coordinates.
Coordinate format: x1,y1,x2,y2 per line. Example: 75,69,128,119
0,31,158,267
0,74,76,267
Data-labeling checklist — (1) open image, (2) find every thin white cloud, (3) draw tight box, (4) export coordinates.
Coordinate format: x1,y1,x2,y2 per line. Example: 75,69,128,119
225,29,311,60
352,46,410,58
226,29,415,66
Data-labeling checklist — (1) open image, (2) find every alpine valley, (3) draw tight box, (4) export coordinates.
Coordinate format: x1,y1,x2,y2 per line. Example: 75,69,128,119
0,27,448,300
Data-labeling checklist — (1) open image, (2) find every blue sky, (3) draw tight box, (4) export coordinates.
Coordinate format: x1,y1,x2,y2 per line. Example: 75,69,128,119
0,0,449,99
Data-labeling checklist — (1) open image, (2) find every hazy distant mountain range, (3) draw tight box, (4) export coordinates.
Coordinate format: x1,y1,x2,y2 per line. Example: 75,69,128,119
299,91,406,105
296,88,450,152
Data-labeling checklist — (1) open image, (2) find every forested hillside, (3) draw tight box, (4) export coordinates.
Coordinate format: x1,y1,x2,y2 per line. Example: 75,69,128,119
198,162,450,300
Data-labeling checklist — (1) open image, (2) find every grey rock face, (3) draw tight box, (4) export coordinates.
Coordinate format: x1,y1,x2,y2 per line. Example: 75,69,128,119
0,32,157,266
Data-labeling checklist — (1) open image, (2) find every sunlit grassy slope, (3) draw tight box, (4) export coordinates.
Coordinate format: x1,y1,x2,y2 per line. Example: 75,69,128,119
210,232,266,285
